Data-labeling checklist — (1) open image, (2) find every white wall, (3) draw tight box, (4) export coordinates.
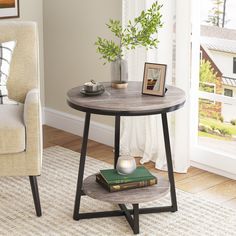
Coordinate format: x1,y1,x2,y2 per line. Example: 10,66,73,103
222,103,236,122
43,0,122,126
19,0,44,105
222,85,236,122
210,50,236,79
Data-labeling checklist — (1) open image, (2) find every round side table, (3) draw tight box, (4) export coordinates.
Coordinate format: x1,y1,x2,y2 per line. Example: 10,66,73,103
67,81,185,234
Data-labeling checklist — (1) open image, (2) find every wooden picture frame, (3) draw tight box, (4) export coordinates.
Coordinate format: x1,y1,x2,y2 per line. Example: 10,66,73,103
142,62,167,97
0,0,19,19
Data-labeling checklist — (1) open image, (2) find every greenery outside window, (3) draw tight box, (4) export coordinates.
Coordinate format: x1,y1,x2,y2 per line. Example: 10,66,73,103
199,82,216,93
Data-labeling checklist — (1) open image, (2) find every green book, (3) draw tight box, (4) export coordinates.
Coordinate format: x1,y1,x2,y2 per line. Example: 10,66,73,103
100,166,156,185
96,173,157,192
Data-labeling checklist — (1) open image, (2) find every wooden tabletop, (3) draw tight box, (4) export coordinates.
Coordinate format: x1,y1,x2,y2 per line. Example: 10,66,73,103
83,174,169,204
67,82,185,116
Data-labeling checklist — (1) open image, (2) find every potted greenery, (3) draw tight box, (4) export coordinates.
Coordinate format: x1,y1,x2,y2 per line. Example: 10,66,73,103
95,1,163,88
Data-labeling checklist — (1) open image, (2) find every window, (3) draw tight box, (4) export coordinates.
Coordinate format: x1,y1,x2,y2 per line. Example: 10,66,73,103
233,57,236,74
224,88,233,97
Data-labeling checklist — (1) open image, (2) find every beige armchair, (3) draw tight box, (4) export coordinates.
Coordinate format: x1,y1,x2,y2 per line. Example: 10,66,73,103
0,22,42,216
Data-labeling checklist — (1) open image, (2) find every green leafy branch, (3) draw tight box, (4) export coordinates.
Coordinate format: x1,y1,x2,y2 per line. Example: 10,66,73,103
95,2,163,64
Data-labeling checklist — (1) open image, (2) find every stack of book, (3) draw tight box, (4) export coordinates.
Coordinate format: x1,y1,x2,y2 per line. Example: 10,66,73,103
96,166,157,192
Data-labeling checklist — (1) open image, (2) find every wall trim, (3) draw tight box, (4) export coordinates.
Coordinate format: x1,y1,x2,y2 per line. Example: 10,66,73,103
43,107,114,147
191,160,236,180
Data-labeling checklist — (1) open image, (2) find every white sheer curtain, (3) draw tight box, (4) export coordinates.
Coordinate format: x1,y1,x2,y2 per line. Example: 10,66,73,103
120,0,191,173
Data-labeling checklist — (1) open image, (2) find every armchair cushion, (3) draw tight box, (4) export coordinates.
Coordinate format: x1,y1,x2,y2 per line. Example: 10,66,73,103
0,104,25,154
0,41,16,104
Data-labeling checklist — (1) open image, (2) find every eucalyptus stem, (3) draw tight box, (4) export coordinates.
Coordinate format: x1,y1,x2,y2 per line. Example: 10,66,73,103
95,1,163,64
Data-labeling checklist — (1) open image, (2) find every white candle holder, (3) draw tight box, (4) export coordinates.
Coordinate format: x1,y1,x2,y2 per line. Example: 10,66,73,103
116,156,136,175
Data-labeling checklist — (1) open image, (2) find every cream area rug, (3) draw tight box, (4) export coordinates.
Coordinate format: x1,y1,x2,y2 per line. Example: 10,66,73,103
0,146,236,236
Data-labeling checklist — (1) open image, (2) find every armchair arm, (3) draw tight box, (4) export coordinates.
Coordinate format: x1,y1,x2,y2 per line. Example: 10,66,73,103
23,89,42,167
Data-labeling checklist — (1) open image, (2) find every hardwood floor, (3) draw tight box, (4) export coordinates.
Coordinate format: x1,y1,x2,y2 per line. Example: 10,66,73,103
43,125,236,209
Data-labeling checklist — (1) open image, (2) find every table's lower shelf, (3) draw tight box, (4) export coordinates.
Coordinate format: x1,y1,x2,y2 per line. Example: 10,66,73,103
83,174,169,204
80,174,172,234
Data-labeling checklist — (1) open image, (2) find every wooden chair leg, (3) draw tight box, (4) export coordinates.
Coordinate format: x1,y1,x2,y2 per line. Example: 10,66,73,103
29,176,42,217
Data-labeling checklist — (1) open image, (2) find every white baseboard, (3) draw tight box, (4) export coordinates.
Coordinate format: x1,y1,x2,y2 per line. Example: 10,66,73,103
191,160,236,180
43,107,114,147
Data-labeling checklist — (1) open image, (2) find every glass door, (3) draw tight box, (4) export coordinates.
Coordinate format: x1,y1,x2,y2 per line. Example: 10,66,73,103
190,0,236,178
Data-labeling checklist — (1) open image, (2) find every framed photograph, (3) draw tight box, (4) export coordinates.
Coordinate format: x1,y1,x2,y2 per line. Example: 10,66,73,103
0,0,19,19
142,62,167,97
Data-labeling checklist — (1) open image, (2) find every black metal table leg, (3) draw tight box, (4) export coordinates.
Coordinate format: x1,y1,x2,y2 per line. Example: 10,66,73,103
73,112,91,220
114,115,121,168
119,204,134,229
118,204,139,234
161,113,178,212
133,204,139,234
